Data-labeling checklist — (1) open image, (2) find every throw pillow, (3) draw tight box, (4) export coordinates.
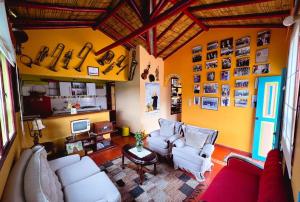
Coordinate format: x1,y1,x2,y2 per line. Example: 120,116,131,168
160,120,175,138
185,132,208,150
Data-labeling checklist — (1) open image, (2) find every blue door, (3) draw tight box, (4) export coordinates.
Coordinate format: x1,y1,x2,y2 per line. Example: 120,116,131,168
252,76,284,161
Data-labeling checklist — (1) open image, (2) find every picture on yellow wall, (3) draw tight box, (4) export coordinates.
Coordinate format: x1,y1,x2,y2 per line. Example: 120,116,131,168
235,98,248,108
192,45,202,54
207,41,218,51
194,84,200,94
194,96,200,105
257,30,271,47
236,46,250,57
253,64,270,74
206,60,218,69
234,67,250,76
194,74,201,83
221,97,230,107
236,57,250,67
235,80,249,88
192,54,202,63
222,58,231,69
221,70,230,81
202,97,218,110
207,51,218,60
236,36,250,49
220,37,233,56
207,72,215,81
221,85,230,96
193,64,202,72
255,48,269,63
204,83,218,94
145,83,160,112
235,89,249,97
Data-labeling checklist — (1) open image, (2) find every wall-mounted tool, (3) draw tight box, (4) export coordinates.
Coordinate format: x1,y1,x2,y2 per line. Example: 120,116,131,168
62,50,73,69
13,30,28,55
48,43,65,72
116,55,126,67
102,62,115,75
116,64,128,75
128,49,137,81
20,54,33,68
33,46,49,66
96,50,114,66
74,42,93,72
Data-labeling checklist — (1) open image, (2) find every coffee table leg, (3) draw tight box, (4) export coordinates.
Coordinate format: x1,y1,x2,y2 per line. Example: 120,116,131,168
139,165,144,185
154,163,157,176
122,155,125,169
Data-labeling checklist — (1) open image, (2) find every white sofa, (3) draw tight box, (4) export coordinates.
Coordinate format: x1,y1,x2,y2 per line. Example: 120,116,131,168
147,118,183,158
172,124,218,182
1,146,121,202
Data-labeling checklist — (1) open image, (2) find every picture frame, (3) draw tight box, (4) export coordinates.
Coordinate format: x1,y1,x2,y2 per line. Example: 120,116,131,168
236,46,250,57
207,72,215,81
207,51,218,60
234,67,250,76
235,79,249,88
221,97,230,107
207,41,218,51
236,57,250,67
87,66,99,76
194,84,200,94
234,89,249,97
220,37,233,56
194,96,200,105
193,64,202,72
221,70,230,81
257,30,271,47
253,64,270,74
222,58,231,69
206,60,218,69
192,45,202,54
66,141,84,154
202,97,218,110
236,36,250,49
204,83,218,94
221,84,230,96
235,98,248,108
192,54,202,63
256,48,269,63
194,74,201,83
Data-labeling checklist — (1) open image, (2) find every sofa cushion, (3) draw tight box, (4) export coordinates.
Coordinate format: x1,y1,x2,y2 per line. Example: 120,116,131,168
159,119,175,138
1,149,33,202
183,125,217,144
56,156,100,187
185,131,208,150
147,136,168,149
172,146,202,163
64,171,121,202
24,147,64,202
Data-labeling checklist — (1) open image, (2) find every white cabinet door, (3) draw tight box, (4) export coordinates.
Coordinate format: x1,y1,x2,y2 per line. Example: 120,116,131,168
59,82,72,96
86,83,96,96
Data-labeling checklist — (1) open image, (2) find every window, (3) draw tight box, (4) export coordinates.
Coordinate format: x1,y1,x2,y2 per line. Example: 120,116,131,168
282,21,300,178
0,52,16,159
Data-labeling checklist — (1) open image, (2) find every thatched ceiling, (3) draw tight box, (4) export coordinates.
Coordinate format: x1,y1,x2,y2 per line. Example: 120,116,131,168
6,0,293,59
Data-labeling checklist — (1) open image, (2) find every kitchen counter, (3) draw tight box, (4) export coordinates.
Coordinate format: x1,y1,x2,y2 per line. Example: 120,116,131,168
47,109,110,119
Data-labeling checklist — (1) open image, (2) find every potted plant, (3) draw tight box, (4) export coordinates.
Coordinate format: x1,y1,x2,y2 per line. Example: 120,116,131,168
134,132,143,152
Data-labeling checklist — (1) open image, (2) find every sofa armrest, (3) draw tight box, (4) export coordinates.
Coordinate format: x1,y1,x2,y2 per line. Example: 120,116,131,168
200,144,214,158
49,154,80,172
173,138,185,148
166,133,182,144
227,155,263,176
149,129,160,138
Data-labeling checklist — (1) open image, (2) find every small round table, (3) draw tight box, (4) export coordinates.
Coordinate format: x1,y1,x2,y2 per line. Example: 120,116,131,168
122,144,158,185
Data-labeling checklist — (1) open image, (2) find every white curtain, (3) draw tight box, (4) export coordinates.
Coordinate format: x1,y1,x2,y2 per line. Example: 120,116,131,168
281,20,300,178
0,0,16,66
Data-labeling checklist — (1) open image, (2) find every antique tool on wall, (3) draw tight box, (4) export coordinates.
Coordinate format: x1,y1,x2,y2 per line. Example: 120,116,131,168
116,64,128,75
155,67,159,81
20,54,33,68
102,62,115,75
74,42,93,72
96,50,114,66
62,50,73,69
141,63,151,80
48,43,65,72
13,30,28,55
33,46,49,66
116,55,126,67
128,49,137,81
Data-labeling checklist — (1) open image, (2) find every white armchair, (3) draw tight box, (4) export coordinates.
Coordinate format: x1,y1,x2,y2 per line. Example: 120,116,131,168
172,124,218,181
147,118,183,158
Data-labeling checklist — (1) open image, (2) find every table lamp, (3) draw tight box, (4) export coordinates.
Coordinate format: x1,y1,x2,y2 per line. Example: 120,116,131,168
31,119,45,145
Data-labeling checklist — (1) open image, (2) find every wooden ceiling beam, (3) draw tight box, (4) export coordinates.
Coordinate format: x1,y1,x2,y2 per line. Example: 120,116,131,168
150,0,169,20
163,30,204,59
125,0,144,23
209,24,285,28
158,22,196,56
95,0,195,56
8,1,107,13
13,19,96,25
202,10,290,22
157,13,184,41
99,26,132,49
101,24,135,48
189,0,274,12
13,24,92,30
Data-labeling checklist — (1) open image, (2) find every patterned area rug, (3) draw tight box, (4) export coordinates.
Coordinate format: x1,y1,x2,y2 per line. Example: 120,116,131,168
98,157,207,202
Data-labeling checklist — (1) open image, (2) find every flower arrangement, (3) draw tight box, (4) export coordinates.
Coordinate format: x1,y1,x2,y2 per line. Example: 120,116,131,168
134,132,144,152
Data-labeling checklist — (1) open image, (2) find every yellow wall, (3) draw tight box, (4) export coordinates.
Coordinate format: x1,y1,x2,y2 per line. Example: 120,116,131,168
18,28,128,81
165,28,289,152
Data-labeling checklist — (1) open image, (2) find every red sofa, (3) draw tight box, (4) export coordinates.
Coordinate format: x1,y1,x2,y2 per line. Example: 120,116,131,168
200,149,288,202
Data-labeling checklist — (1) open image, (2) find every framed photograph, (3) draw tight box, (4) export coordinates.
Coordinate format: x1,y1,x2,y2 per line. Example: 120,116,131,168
207,72,215,81
251,95,257,108
220,38,233,56
193,64,202,72
145,83,160,112
221,70,230,81
194,84,200,94
236,36,250,49
234,67,250,76
207,41,218,51
256,48,269,63
221,97,230,107
257,30,271,47
194,96,200,105
222,58,231,69
206,60,218,69
207,51,218,60
234,89,249,97
204,83,218,94
194,74,201,83
235,98,248,108
253,64,270,74
236,57,250,67
87,66,99,76
202,97,218,110
236,46,250,57
192,45,202,54
192,54,202,63
66,141,84,154
221,84,230,96
235,79,249,88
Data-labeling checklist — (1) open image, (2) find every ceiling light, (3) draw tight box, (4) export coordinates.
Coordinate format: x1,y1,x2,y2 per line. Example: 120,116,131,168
283,15,300,27
8,9,17,18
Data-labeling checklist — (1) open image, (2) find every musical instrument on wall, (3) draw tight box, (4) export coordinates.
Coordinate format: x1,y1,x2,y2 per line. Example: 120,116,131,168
48,43,65,72
116,55,126,67
33,46,49,66
74,42,93,72
96,50,114,66
128,49,137,81
141,63,151,80
116,64,128,75
102,62,115,75
62,50,73,69
20,54,33,68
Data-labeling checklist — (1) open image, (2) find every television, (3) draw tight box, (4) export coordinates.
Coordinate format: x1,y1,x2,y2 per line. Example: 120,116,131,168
71,119,90,134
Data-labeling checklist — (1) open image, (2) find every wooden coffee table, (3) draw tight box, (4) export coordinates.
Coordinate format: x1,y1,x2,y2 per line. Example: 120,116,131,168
122,144,158,184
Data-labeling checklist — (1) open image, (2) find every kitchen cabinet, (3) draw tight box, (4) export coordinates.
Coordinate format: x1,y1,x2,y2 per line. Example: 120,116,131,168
86,83,96,96
59,82,72,96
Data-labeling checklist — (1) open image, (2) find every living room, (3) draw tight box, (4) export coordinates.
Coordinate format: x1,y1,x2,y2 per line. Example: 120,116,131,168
0,0,299,201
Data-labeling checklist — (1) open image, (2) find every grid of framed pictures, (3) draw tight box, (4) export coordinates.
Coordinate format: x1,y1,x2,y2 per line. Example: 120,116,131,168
254,30,271,74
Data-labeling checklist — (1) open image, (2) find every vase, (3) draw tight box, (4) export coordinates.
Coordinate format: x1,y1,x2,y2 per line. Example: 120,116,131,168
136,140,143,152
